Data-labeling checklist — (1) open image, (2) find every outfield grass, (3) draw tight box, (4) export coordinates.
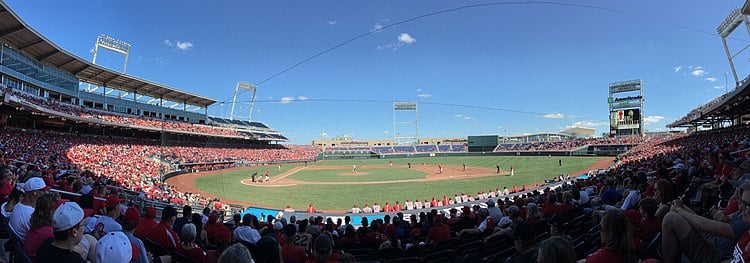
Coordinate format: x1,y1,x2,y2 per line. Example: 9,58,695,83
285,168,427,182
193,156,608,211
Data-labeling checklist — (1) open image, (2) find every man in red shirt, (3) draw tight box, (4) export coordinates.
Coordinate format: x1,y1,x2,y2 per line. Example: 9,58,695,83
281,224,308,263
307,203,316,213
146,205,180,252
204,214,232,249
134,206,158,238
426,215,451,245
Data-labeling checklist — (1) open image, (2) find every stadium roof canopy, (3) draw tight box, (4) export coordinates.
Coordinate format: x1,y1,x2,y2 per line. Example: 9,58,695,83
0,1,216,107
667,79,750,128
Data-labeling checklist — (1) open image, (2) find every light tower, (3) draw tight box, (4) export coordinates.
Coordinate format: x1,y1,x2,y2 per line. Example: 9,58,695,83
229,82,258,121
87,34,131,92
393,102,419,145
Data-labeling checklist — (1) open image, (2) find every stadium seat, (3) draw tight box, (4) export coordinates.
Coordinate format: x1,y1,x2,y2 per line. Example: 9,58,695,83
348,248,375,261
143,238,169,257
386,256,420,263
423,249,453,263
376,247,403,261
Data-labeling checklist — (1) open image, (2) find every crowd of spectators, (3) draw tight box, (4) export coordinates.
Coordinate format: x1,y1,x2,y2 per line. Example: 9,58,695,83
495,136,649,152
0,128,319,207
4,87,264,137
324,144,468,155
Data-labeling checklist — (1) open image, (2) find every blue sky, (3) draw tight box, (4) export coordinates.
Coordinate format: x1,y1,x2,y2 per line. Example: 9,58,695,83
6,0,747,144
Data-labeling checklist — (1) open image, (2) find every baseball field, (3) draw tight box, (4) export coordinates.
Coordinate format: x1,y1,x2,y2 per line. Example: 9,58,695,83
167,156,611,212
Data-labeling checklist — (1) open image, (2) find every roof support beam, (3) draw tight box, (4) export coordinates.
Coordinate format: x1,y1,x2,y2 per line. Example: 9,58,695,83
37,50,59,61
18,39,44,51
0,25,25,38
72,65,90,76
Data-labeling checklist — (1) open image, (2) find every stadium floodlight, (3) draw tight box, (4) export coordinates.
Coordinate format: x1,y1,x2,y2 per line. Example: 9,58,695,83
86,34,132,95
92,34,131,73
716,7,749,86
717,8,742,37
229,82,258,121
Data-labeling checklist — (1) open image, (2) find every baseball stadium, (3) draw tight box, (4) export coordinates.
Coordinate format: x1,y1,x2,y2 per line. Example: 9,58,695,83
0,1,749,263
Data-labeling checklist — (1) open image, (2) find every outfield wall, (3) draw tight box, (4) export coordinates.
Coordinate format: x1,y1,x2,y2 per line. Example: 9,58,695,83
240,176,576,226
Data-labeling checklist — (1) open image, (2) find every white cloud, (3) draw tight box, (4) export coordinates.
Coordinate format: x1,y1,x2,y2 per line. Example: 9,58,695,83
176,41,193,51
565,121,608,129
416,88,422,92
398,33,416,44
373,23,383,32
713,85,725,90
705,77,718,82
417,93,432,98
452,114,474,120
543,113,566,119
643,115,665,124
163,40,173,46
297,96,308,100
673,66,682,73
280,96,295,104
327,21,337,25
691,66,707,77
382,130,390,134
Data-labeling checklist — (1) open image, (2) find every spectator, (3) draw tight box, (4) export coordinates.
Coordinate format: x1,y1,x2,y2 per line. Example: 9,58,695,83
537,236,575,263
312,234,333,263
174,205,192,234
204,213,232,250
525,203,541,225
147,205,180,252
36,202,87,263
9,177,50,239
1,188,22,217
281,224,307,263
176,223,208,263
487,199,503,223
425,214,450,245
23,192,60,261
233,214,260,245
506,220,537,263
636,198,661,250
254,235,282,263
217,243,254,263
586,209,636,263
134,206,158,238
93,196,123,238
94,231,134,263
122,206,149,263
661,182,750,262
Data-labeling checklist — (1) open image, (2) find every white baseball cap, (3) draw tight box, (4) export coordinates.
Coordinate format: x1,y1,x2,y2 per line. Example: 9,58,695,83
53,202,84,231
95,231,135,263
18,177,51,193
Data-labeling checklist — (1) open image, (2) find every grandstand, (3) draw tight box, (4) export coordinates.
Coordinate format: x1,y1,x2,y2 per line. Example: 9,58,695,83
1,0,750,262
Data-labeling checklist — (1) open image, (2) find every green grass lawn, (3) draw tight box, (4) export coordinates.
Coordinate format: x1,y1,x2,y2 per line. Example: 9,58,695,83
193,156,608,211
285,168,428,182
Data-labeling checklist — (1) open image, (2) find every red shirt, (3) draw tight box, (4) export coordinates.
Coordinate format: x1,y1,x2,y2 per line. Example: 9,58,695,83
24,225,53,261
394,204,402,211
134,218,158,238
147,221,181,252
732,231,750,262
586,247,624,263
205,222,232,246
637,216,661,246
175,245,206,263
281,243,308,263
307,207,316,213
426,224,451,245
